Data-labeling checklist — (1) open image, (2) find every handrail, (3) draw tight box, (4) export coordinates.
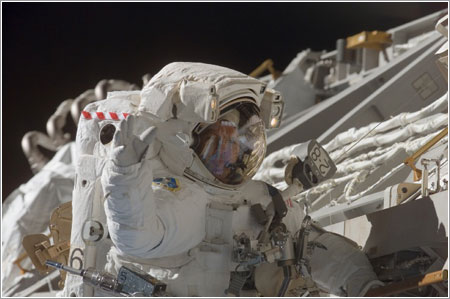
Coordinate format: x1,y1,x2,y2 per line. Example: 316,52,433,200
249,59,282,80
404,126,448,181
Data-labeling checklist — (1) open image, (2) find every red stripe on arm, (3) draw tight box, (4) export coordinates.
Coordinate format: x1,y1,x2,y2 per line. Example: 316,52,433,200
82,111,92,119
123,113,129,118
96,112,105,120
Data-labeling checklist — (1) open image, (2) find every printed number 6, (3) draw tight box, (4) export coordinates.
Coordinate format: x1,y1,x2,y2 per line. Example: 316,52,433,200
69,248,84,270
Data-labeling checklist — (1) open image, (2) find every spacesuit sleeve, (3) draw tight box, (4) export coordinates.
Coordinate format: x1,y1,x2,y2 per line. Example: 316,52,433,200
101,159,165,258
283,200,381,296
308,230,382,296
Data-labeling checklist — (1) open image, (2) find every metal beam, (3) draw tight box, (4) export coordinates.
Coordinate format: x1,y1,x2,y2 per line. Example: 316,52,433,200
319,37,447,144
310,190,385,227
13,270,59,297
266,31,444,155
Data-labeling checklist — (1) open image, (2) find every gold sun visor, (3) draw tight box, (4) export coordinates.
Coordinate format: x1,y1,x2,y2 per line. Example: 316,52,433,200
192,103,266,185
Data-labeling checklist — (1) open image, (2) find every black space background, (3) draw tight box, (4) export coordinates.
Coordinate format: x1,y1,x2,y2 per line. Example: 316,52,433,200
2,2,448,200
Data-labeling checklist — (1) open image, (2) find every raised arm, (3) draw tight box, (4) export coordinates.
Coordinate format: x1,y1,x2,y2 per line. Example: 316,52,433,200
101,116,163,258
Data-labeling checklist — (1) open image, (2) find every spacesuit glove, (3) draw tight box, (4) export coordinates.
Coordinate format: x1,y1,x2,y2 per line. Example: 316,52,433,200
110,115,157,167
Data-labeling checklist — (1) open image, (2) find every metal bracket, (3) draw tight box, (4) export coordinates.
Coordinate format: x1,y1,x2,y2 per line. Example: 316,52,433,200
396,182,421,204
404,126,448,181
421,158,441,197
20,201,72,289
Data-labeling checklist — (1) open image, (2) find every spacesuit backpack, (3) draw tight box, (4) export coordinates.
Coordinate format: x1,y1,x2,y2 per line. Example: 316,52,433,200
63,91,141,297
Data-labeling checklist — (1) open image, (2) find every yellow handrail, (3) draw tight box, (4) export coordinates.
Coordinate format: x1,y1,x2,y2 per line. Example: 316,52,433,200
249,59,282,80
404,126,448,181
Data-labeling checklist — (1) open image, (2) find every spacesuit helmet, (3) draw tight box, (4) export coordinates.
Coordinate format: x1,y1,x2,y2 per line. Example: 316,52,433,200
191,101,266,185
139,62,283,190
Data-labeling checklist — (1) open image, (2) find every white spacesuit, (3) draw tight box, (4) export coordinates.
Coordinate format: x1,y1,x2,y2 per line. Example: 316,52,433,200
63,62,381,297
2,142,76,295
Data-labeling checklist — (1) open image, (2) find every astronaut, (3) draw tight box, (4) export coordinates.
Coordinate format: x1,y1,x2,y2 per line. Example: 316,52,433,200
63,62,381,297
